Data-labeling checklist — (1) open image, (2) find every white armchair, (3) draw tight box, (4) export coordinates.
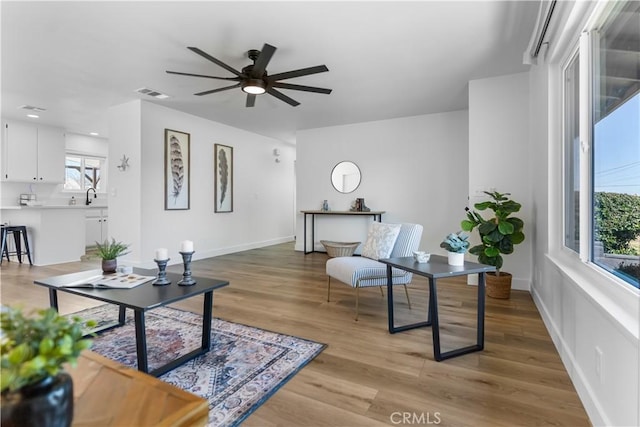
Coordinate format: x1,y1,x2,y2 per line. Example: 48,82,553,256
326,223,423,320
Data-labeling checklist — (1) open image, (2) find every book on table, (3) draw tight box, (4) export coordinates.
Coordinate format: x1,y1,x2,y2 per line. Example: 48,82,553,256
60,273,155,289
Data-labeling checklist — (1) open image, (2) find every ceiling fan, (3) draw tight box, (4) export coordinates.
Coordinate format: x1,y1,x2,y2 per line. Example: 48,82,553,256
166,43,332,107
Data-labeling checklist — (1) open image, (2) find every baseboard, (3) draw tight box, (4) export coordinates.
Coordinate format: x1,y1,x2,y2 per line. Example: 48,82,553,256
531,286,609,427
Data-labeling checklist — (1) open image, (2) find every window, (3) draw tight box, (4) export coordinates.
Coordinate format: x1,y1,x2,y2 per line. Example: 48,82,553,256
64,154,105,191
563,0,639,289
592,1,640,287
563,51,580,253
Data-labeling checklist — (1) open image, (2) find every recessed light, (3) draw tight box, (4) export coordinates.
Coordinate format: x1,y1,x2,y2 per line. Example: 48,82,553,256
90,132,99,136
26,114,39,118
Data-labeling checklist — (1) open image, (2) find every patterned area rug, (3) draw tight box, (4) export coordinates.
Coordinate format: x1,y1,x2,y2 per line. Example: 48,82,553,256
68,305,326,427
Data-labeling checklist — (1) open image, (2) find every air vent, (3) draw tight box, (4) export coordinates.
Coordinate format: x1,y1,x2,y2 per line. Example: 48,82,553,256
135,87,170,99
19,105,47,112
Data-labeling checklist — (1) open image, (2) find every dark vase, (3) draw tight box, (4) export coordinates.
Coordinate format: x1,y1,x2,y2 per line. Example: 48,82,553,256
1,373,74,427
102,258,117,273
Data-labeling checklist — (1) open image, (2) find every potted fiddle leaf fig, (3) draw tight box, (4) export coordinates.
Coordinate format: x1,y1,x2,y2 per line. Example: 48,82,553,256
1,306,96,427
461,190,525,298
95,238,130,273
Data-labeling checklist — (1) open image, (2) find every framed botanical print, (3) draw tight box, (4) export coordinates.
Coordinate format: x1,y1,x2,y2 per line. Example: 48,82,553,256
164,129,190,210
214,144,233,213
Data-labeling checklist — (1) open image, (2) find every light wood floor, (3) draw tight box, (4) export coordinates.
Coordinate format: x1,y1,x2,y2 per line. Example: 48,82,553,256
0,242,591,426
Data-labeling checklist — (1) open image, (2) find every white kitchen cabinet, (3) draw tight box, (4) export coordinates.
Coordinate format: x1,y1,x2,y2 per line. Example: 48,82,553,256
86,209,108,246
1,120,65,183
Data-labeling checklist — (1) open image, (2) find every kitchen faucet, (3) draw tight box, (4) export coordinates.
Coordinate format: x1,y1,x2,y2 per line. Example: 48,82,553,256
86,188,97,205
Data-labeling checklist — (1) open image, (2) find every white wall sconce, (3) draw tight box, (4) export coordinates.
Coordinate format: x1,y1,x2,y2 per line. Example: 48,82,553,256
273,148,281,163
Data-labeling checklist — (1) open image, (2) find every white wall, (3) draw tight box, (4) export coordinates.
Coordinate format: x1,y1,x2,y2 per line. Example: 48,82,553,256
109,100,295,267
107,100,144,261
468,72,532,291
65,133,108,157
296,111,469,255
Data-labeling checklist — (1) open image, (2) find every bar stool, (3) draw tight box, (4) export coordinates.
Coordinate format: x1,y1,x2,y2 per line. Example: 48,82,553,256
0,226,10,262
0,225,33,265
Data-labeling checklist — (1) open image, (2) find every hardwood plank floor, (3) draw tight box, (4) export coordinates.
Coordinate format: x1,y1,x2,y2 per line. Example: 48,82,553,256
0,242,590,426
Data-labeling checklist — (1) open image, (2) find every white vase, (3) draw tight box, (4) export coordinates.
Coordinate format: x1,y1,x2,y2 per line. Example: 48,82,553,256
447,252,465,266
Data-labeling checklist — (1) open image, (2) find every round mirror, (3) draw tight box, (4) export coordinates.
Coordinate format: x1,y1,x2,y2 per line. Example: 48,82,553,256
331,161,361,193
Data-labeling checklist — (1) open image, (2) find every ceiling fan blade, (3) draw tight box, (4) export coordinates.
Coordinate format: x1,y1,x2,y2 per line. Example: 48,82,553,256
267,65,329,81
194,83,241,96
166,71,240,81
251,43,276,78
267,88,300,107
246,94,256,107
271,82,332,94
187,47,242,77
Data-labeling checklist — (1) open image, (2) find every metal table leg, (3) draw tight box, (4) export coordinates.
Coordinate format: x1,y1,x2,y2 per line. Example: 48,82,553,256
432,274,485,361
202,291,213,351
387,265,430,333
311,213,316,253
134,309,149,373
49,289,59,311
145,292,217,377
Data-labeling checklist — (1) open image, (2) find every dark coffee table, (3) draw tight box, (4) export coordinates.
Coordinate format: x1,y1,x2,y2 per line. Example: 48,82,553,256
35,268,229,377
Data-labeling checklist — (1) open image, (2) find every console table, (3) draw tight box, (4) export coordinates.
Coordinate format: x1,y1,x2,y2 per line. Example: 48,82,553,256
300,210,385,254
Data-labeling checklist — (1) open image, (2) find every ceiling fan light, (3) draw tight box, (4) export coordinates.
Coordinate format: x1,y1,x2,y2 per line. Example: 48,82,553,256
242,79,266,95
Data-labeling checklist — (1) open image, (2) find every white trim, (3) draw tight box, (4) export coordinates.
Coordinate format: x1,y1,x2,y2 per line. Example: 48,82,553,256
560,44,580,254
578,31,592,262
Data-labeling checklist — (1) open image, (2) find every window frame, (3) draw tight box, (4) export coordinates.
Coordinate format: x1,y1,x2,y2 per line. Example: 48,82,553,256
553,0,640,294
561,45,581,254
63,152,107,193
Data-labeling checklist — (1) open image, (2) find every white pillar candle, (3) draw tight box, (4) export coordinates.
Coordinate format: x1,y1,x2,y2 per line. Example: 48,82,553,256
180,240,194,252
155,248,168,260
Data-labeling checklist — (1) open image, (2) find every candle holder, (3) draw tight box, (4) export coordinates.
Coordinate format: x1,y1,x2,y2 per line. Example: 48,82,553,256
152,258,171,286
177,251,196,286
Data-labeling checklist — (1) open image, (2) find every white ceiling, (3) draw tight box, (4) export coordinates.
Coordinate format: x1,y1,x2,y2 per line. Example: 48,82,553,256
1,1,538,144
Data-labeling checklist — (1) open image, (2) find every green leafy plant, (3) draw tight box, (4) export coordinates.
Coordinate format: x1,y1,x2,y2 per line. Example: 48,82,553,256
95,238,130,260
440,231,470,253
461,191,525,275
1,306,96,393
594,192,640,255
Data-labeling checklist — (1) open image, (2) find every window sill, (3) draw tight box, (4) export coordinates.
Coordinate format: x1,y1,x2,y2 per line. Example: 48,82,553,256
546,250,640,341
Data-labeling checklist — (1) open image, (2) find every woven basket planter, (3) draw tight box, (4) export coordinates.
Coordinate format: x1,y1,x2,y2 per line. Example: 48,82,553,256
320,240,360,258
486,272,512,299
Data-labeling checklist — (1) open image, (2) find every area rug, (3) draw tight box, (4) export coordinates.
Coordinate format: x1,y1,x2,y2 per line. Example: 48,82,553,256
68,305,326,427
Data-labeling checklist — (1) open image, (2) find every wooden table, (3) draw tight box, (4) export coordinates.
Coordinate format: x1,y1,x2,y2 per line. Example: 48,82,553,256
379,255,495,361
68,351,208,427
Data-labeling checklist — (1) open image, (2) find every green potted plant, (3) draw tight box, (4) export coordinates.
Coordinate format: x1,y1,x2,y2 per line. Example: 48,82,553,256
1,306,95,427
440,231,470,266
95,238,130,273
461,190,525,298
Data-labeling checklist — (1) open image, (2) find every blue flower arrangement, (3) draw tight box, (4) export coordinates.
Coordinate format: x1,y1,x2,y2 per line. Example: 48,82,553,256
440,231,470,253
